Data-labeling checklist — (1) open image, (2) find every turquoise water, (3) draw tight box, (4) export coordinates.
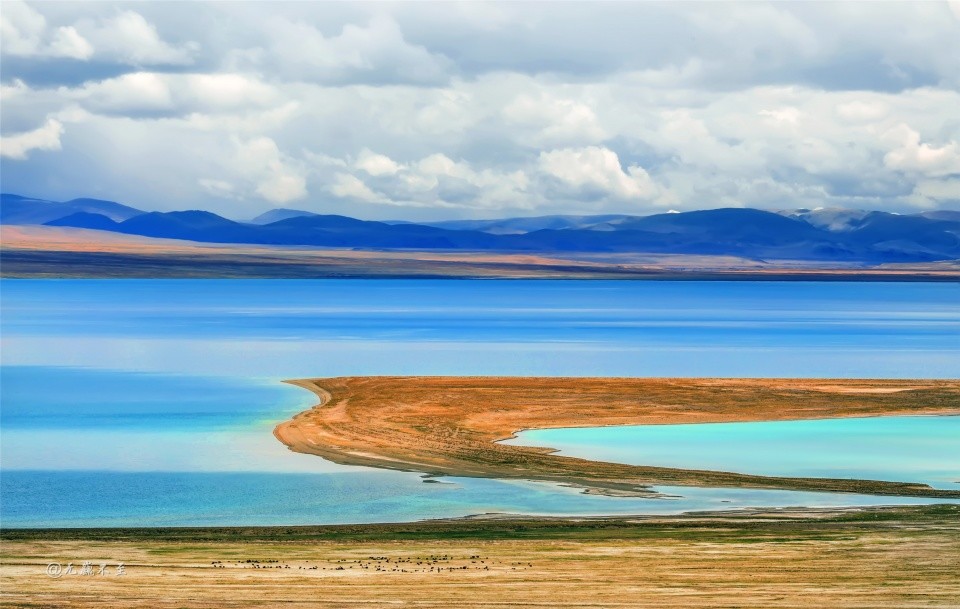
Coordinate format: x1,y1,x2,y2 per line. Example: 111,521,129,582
1,280,958,526
3,472,949,528
504,416,960,490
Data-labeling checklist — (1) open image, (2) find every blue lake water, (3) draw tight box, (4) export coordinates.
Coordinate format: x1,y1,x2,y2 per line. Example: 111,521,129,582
1,279,958,526
503,416,960,490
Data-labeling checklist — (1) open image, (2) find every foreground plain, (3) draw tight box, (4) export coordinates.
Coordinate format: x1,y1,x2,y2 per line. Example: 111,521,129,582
3,505,959,608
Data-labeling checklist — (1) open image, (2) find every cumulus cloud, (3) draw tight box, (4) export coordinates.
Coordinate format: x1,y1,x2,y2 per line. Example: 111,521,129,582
48,26,94,60
503,92,606,145
71,72,173,115
0,1,92,59
0,1,46,56
883,125,960,178
0,79,30,101
2,2,959,219
326,151,531,209
75,11,195,66
835,100,888,123
539,146,659,201
198,178,237,199
234,137,307,204
1,4,192,66
70,72,279,116
256,14,451,85
355,149,401,176
330,173,385,203
198,137,308,205
0,118,64,159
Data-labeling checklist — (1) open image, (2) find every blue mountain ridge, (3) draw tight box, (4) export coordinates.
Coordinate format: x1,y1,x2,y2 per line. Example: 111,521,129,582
4,193,959,263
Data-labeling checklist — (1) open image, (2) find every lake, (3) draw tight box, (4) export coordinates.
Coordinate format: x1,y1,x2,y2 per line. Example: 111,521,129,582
503,415,960,490
1,280,958,526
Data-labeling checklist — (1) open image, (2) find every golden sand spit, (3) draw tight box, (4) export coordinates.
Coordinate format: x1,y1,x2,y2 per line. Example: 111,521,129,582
275,376,960,498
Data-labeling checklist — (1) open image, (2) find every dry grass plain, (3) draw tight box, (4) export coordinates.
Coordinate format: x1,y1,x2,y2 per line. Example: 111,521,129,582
3,506,959,608
4,225,959,279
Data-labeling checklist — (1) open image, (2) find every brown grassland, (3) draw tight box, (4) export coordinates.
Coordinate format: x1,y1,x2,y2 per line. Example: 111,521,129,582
2,505,959,608
4,225,959,279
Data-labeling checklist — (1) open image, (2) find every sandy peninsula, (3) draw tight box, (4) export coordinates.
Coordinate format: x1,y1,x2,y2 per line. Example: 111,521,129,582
275,377,960,498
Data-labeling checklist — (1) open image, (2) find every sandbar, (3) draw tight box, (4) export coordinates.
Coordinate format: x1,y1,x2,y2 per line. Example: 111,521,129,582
275,376,960,498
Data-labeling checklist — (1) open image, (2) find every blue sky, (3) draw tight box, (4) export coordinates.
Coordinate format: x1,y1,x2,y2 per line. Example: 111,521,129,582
1,1,959,220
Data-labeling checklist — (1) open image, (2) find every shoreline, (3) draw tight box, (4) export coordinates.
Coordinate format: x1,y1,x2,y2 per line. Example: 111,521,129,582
1,503,955,540
3,227,959,280
275,376,960,499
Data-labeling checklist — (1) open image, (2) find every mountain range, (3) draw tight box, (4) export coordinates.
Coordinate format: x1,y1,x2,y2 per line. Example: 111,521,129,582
3,193,959,263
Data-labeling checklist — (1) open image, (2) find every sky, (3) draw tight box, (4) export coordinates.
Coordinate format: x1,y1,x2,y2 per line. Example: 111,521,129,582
1,1,959,221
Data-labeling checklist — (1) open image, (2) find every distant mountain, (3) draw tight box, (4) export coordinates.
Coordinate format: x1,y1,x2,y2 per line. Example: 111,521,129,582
46,212,125,232
782,207,960,233
421,214,636,235
918,210,960,223
611,209,826,244
8,192,958,263
258,214,503,249
249,208,318,225
779,208,874,232
489,209,853,259
51,210,265,243
46,206,960,262
1,193,144,224
47,210,504,249
65,198,144,221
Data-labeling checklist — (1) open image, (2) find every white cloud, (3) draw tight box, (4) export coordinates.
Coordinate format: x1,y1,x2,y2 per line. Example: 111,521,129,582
48,26,94,60
835,100,888,123
70,72,279,116
261,14,451,85
503,92,606,145
0,118,64,159
759,107,801,126
0,1,92,59
3,3,960,218
181,102,300,134
72,72,173,114
1,5,187,64
0,79,30,101
909,178,960,207
325,151,531,209
539,146,658,200
183,74,277,110
883,125,960,177
256,172,307,204
330,173,385,203
304,151,348,169
355,149,401,176
77,11,195,65
233,137,307,204
0,1,46,56
413,153,531,208
198,178,237,199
